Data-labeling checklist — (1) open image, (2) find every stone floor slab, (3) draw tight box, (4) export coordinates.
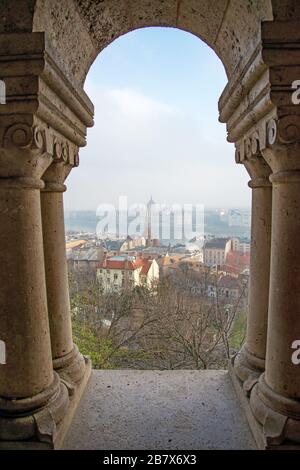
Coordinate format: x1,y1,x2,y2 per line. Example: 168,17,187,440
62,369,256,450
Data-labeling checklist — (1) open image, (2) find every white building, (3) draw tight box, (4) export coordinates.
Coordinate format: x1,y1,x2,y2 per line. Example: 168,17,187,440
203,238,232,267
231,237,251,253
97,256,159,292
228,209,251,227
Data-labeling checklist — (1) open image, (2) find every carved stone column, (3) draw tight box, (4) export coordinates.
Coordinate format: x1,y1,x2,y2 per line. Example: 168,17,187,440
249,117,300,447
233,155,272,393
0,31,93,448
218,19,300,449
41,156,86,390
0,123,69,445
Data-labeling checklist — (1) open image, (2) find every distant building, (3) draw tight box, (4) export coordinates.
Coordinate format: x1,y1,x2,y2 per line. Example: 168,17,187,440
228,209,251,227
171,242,202,256
131,236,146,248
203,238,232,267
97,256,159,292
157,254,185,276
218,275,240,300
69,247,105,272
218,264,241,277
138,246,169,259
223,251,250,275
66,239,87,255
231,237,251,253
206,273,247,302
90,236,146,257
104,237,133,254
178,257,205,272
145,196,157,247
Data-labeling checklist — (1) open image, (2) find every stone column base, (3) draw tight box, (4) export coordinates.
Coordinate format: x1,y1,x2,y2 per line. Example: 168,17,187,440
229,359,300,450
53,344,87,394
0,357,91,450
233,346,265,396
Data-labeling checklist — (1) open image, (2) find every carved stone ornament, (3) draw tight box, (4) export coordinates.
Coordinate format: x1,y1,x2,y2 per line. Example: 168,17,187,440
3,123,49,153
1,122,79,167
277,115,300,144
235,115,300,164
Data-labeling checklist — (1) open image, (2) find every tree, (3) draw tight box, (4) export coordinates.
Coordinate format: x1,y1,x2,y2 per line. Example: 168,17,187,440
68,263,248,370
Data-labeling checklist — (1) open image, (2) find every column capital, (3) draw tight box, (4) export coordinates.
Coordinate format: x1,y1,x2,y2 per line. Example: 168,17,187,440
220,20,300,184
234,114,300,177
0,122,52,183
0,32,93,185
235,144,272,188
245,155,271,182
0,120,80,187
41,145,80,193
260,115,300,174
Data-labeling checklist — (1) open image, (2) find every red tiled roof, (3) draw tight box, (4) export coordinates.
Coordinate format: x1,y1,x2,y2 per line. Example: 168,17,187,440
140,259,152,275
219,264,240,276
98,257,153,276
219,275,240,289
158,255,182,267
225,251,250,269
98,258,144,271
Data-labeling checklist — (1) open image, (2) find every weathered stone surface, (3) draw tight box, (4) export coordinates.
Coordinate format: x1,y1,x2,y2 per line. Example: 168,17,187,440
33,0,97,85
215,0,273,77
0,0,35,33
233,156,272,389
63,370,256,450
272,0,300,20
177,1,227,52
41,160,86,386
0,0,274,86
0,185,53,397
73,0,273,82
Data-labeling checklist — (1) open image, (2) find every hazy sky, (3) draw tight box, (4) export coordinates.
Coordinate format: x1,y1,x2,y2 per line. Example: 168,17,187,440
64,27,251,211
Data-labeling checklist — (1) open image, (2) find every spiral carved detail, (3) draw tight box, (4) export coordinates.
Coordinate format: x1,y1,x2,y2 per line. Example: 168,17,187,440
235,118,280,163
4,123,34,149
2,123,79,168
277,115,300,144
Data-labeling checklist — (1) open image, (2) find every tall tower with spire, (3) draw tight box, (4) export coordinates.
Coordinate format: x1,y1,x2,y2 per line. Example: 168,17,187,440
145,196,155,247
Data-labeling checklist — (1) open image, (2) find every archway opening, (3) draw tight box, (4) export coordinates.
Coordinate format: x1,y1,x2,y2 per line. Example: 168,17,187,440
64,27,251,371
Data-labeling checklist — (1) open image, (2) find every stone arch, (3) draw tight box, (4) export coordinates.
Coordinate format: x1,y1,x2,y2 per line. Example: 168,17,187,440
28,0,273,86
